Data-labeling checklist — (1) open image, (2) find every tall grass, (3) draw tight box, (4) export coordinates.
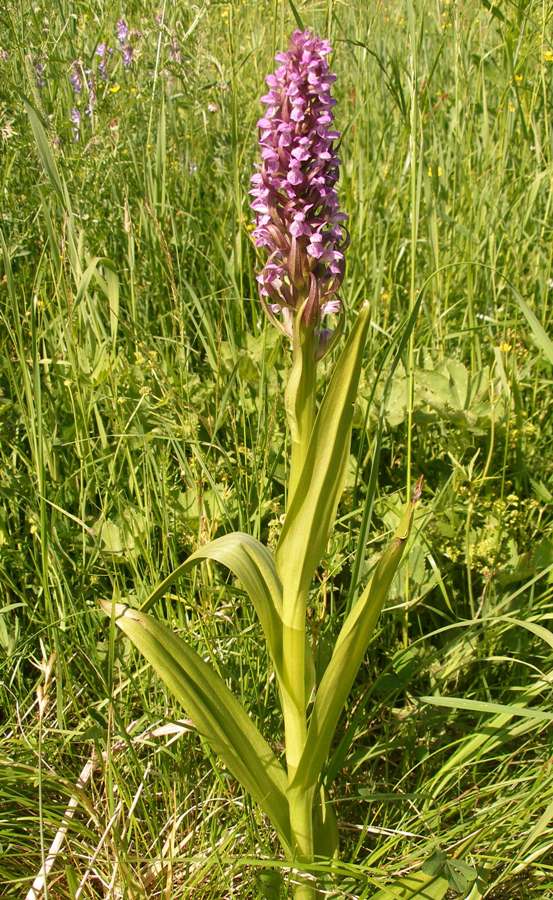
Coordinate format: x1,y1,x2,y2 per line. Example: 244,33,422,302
1,0,553,896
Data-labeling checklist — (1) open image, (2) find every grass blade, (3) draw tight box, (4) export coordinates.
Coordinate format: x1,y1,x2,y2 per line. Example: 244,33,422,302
419,695,553,723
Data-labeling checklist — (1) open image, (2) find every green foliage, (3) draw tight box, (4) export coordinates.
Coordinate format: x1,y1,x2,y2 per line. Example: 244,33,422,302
1,0,553,896
100,600,292,852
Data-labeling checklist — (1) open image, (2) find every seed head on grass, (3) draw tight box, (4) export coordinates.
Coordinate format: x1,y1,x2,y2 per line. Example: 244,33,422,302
250,29,348,347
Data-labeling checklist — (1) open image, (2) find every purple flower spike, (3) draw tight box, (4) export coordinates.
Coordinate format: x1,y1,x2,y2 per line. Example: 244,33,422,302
96,43,110,79
116,18,129,44
35,61,46,89
70,62,82,94
85,70,96,115
250,29,348,344
169,37,181,63
122,44,133,67
70,107,81,141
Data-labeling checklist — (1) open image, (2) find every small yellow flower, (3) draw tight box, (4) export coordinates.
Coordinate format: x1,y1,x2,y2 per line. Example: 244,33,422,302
514,73,523,83
499,341,512,352
109,83,121,94
544,50,553,63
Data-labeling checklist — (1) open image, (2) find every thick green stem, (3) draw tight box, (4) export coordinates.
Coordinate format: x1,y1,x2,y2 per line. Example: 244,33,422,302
289,795,316,898
281,316,318,883
282,618,306,777
294,880,316,900
281,588,312,860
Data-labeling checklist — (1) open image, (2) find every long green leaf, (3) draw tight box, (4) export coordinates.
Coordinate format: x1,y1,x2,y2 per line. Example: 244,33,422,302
141,532,283,673
276,305,371,607
102,601,291,850
291,486,419,792
371,871,450,899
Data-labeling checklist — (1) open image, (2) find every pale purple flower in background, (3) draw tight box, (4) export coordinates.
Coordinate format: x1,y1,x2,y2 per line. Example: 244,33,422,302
35,61,46,88
250,29,348,343
122,44,134,67
70,107,81,141
85,70,96,116
116,20,134,68
0,49,9,62
96,43,110,79
116,19,129,44
169,37,181,63
70,62,82,94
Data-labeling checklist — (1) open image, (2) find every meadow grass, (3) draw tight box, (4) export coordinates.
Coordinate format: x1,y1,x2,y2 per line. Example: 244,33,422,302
1,0,553,896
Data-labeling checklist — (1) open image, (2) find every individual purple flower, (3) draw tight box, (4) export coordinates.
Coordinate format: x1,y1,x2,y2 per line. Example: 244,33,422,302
69,61,82,94
250,29,348,344
70,107,81,141
116,18,129,44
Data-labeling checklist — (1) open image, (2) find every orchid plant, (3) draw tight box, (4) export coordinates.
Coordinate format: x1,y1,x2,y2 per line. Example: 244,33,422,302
102,30,420,898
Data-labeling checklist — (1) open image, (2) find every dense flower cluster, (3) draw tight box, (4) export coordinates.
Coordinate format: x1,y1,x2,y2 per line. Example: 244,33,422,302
250,29,347,339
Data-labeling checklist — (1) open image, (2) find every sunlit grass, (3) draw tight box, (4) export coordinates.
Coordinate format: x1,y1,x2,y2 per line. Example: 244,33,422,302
1,0,553,896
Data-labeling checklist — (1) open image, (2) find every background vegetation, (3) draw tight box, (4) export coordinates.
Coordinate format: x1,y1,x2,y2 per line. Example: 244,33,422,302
1,0,553,896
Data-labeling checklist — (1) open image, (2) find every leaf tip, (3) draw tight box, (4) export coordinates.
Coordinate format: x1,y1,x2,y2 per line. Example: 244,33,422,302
412,475,424,504
99,599,128,618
